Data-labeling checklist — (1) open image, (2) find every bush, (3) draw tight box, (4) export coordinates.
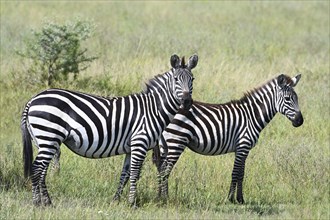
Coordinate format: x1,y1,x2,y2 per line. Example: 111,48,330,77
17,18,98,86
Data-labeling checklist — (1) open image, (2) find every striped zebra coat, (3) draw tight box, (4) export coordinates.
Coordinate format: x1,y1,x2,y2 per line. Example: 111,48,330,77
21,54,198,206
156,74,303,204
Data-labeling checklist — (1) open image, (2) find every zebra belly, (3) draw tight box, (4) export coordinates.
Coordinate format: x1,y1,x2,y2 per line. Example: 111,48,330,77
63,127,131,158
189,138,237,155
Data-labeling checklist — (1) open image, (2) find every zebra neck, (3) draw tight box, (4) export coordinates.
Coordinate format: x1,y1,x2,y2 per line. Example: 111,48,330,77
244,81,278,131
150,88,180,124
142,72,180,125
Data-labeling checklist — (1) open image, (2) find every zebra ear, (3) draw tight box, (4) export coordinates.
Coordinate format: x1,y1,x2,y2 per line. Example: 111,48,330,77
277,74,288,88
170,54,180,69
290,74,301,87
187,54,198,70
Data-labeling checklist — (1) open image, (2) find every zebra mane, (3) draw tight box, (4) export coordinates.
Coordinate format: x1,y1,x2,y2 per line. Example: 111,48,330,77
231,75,293,105
224,75,286,105
194,75,290,108
143,72,169,94
230,78,275,105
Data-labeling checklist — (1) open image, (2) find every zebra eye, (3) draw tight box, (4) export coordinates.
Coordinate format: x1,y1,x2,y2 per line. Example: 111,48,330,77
284,97,291,101
174,77,178,81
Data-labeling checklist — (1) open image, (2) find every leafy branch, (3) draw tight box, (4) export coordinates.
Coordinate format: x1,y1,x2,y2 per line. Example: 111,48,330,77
17,18,98,86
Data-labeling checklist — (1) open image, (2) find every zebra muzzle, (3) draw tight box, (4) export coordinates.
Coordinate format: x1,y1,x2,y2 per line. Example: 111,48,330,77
292,111,303,127
180,92,193,110
181,98,193,110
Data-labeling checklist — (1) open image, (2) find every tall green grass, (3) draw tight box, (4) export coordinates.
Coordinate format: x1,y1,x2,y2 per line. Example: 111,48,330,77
1,1,329,219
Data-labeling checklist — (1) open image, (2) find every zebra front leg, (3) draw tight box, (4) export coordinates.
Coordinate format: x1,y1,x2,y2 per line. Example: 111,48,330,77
113,153,131,201
161,141,189,198
228,150,249,204
153,144,167,198
160,147,184,199
159,159,169,198
160,159,177,198
128,146,147,207
157,157,167,198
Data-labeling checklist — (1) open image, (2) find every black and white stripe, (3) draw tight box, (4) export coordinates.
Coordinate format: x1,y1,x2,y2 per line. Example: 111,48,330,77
21,54,198,206
157,74,303,204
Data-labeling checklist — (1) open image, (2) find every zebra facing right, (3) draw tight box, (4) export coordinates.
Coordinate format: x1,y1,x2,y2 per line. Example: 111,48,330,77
157,74,303,204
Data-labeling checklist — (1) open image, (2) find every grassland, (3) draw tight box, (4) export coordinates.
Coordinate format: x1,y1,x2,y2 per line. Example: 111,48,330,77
1,1,329,219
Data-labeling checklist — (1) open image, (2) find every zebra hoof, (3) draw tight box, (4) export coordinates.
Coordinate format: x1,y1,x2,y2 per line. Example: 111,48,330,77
112,194,121,202
33,199,41,206
228,193,235,204
129,196,140,208
131,203,139,209
237,197,245,204
42,198,52,206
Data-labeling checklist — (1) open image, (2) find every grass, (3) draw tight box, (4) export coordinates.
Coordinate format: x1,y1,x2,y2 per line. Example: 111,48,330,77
1,1,329,219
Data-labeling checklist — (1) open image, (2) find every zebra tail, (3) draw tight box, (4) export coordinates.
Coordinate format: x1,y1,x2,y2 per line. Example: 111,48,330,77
21,103,33,179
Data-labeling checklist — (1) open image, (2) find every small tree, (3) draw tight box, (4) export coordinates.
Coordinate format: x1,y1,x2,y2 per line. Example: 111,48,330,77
18,19,98,86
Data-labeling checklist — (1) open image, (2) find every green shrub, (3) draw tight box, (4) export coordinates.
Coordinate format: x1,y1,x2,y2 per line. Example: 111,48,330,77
17,18,98,86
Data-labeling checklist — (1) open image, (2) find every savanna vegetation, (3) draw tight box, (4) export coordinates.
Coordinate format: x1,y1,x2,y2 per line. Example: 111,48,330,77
1,1,329,219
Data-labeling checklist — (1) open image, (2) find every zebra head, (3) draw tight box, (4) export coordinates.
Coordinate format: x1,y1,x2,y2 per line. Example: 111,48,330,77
276,74,303,127
170,54,198,110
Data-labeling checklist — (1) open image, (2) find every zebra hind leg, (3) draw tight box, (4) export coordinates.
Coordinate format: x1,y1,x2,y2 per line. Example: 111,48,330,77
31,162,42,206
32,152,54,206
40,163,52,205
50,149,61,174
32,143,59,206
113,153,131,202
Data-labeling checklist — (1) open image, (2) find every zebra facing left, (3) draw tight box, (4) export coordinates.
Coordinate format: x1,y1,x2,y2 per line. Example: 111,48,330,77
21,54,198,206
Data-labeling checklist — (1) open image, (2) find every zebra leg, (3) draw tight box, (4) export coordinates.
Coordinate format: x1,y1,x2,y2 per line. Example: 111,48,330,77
236,157,247,204
160,144,185,198
31,162,41,206
32,151,55,206
40,161,52,205
152,143,167,198
113,153,131,201
157,155,167,198
128,145,147,206
159,159,169,198
228,150,249,204
51,149,61,173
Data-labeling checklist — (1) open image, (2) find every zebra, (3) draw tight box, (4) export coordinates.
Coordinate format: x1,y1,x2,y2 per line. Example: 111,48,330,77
155,73,303,204
21,54,198,206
